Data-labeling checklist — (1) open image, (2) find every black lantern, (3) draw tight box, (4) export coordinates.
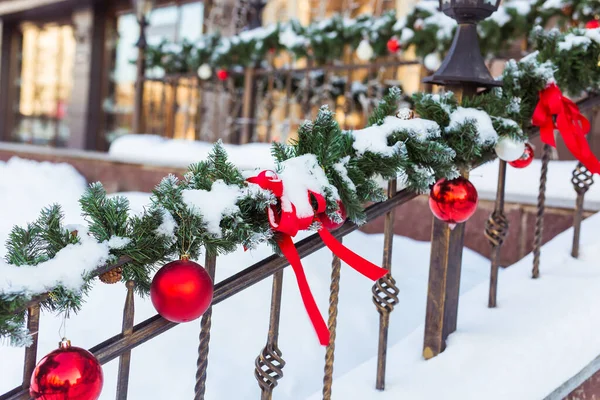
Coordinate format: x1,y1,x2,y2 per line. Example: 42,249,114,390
131,0,155,48
423,0,502,88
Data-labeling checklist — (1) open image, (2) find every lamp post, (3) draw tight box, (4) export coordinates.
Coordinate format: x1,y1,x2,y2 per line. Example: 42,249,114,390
248,0,266,30
131,0,154,134
422,0,502,361
423,0,502,91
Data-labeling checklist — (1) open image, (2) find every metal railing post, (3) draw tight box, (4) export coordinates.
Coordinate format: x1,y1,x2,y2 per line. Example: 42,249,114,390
255,270,285,400
194,254,218,400
372,180,399,389
532,144,551,278
116,280,136,400
486,161,509,308
322,250,342,399
422,87,475,360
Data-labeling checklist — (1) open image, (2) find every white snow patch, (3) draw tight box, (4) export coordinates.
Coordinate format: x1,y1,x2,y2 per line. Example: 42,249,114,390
0,226,111,296
447,107,498,145
541,0,566,10
584,28,600,45
506,0,532,16
109,134,274,170
489,6,511,27
558,33,592,51
279,24,309,49
352,117,440,156
278,154,339,219
399,28,414,44
155,208,178,243
107,236,131,250
332,156,356,193
182,180,243,237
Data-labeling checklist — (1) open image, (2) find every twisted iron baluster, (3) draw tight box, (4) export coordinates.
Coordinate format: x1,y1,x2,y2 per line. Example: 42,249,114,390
571,163,594,258
372,180,399,390
194,254,217,400
532,144,551,279
255,270,285,400
322,247,342,399
485,161,509,308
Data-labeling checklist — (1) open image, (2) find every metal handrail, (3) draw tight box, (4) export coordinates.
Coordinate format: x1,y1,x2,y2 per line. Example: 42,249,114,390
2,94,598,400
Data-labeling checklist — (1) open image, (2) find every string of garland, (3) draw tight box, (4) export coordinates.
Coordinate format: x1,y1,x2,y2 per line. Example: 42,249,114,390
146,0,600,76
1,27,599,346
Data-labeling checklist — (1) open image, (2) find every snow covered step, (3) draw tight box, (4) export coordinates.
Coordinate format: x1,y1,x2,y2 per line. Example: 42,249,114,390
472,159,600,212
309,212,600,400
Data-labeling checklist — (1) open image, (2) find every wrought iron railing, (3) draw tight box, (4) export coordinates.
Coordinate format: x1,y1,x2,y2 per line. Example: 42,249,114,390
120,57,420,144
1,93,598,400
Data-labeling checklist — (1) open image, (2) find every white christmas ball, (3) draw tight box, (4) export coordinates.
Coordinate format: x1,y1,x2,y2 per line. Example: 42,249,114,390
495,137,526,162
424,53,442,71
356,39,374,61
197,64,212,80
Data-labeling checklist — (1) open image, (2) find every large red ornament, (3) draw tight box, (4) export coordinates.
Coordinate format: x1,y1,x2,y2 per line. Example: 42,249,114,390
30,339,103,400
319,202,347,231
387,37,400,53
150,259,213,323
585,20,600,29
429,177,478,225
509,143,534,169
216,69,229,81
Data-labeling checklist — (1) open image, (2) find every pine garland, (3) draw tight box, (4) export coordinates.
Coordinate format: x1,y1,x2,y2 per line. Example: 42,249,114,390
145,1,600,76
0,28,599,346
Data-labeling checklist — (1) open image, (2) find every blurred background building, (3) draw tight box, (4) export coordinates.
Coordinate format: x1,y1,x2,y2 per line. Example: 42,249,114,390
0,0,425,151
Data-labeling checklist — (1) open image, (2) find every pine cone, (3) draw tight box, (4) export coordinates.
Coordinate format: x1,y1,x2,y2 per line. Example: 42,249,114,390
99,267,123,284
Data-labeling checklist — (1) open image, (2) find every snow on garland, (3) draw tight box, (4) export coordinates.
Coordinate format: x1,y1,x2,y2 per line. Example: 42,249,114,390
1,28,599,346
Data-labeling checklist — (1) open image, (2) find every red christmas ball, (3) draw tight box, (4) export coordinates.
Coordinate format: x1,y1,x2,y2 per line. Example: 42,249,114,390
150,259,213,323
508,143,534,169
319,202,347,231
216,69,229,81
429,177,478,224
387,37,400,53
586,20,600,29
30,339,103,400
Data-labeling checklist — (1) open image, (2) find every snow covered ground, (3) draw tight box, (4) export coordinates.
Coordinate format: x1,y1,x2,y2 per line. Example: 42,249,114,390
109,135,600,210
109,134,274,170
2,155,599,400
310,212,600,400
0,157,490,399
472,159,600,211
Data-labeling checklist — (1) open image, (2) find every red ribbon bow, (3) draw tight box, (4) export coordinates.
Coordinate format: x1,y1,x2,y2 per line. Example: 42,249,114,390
247,170,388,345
532,83,599,174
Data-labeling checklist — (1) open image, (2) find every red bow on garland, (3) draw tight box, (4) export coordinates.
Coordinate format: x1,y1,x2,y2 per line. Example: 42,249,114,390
247,170,388,345
532,83,600,174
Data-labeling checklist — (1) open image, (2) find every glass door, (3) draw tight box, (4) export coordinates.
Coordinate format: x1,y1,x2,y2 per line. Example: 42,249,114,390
12,22,76,146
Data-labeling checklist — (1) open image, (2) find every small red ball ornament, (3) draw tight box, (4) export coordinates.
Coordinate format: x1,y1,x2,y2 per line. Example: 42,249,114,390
586,20,600,29
319,202,347,231
508,143,534,169
150,258,213,323
429,177,478,225
216,69,229,81
30,339,103,400
387,37,400,53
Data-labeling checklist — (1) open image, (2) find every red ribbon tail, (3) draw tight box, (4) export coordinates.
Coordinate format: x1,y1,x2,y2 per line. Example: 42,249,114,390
557,116,600,175
277,235,330,346
318,228,388,281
